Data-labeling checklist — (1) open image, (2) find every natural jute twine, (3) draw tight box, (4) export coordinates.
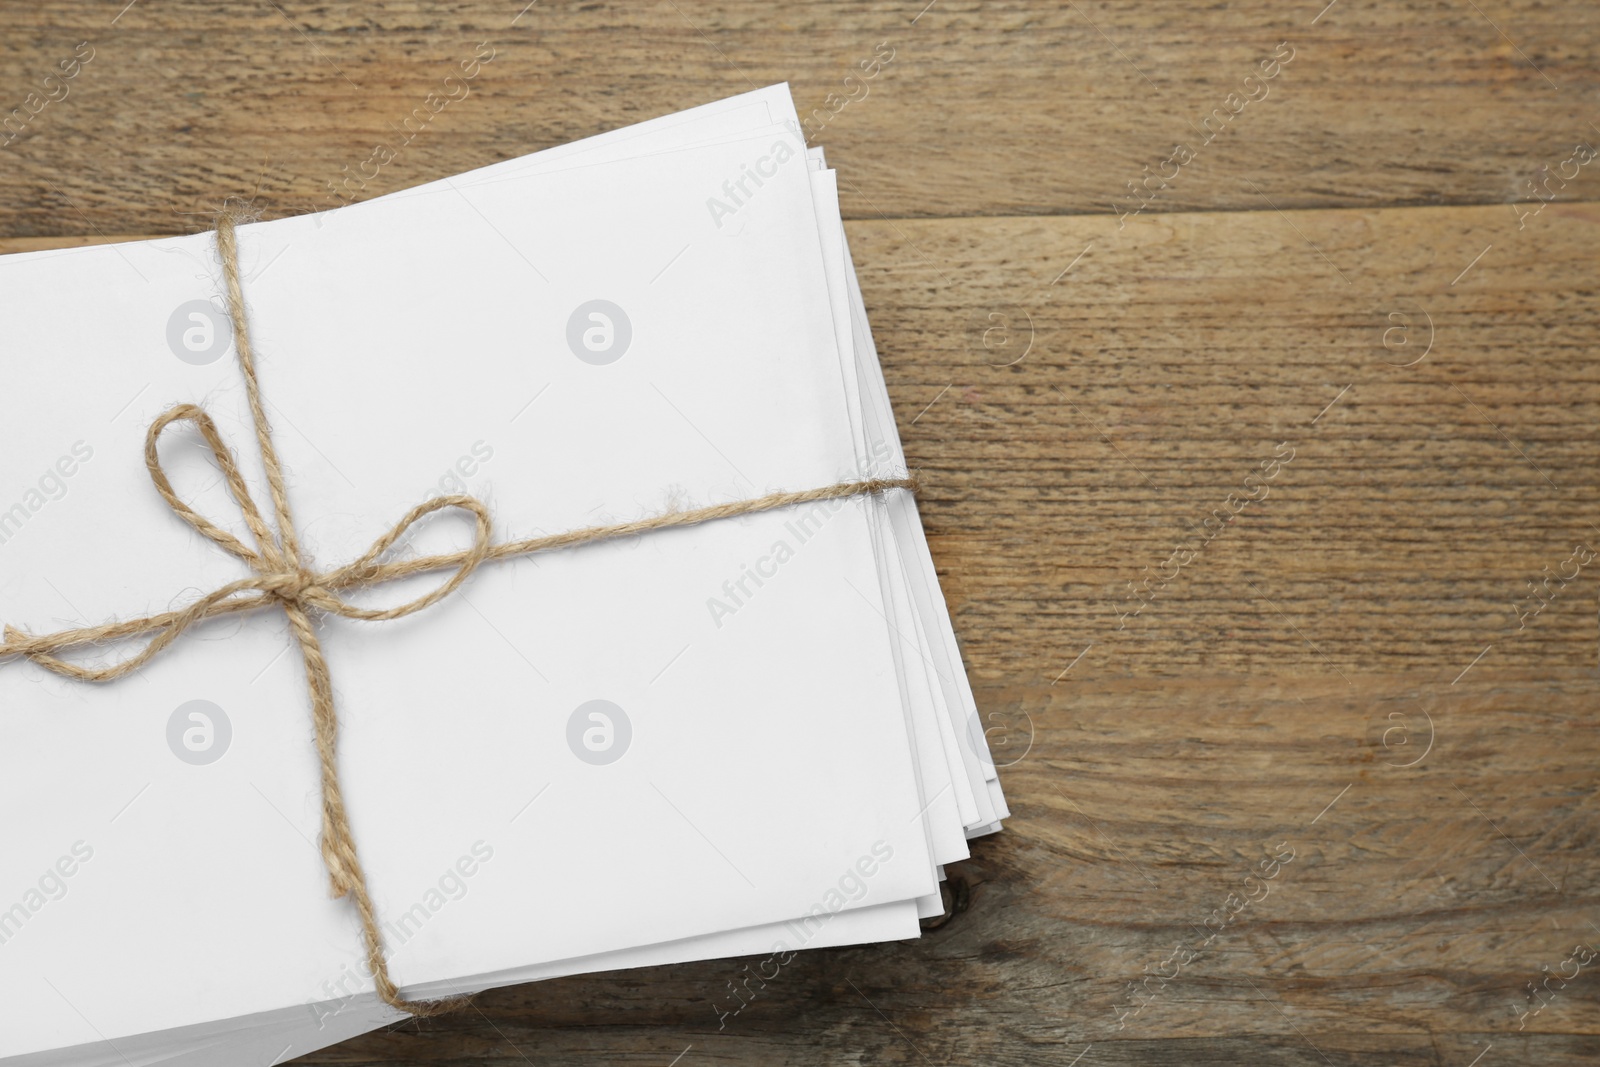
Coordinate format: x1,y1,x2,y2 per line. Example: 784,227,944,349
0,214,916,1016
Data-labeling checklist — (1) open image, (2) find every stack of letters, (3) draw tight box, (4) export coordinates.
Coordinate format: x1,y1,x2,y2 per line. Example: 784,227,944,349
0,84,1005,1066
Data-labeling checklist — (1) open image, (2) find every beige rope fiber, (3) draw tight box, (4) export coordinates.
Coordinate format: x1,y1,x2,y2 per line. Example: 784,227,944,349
0,214,916,1016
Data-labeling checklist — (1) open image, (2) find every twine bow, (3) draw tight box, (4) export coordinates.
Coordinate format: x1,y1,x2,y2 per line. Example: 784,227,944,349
0,214,915,1016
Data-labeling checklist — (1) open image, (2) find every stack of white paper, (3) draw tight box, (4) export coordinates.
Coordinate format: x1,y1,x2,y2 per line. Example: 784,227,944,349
0,84,1006,1066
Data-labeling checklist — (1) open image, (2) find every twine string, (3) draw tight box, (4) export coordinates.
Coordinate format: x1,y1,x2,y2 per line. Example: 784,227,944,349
0,214,916,1017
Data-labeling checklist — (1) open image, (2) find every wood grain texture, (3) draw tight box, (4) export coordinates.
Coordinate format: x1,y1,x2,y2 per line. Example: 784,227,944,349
2,1,1599,230
1,0,1597,1063
860,200,1600,686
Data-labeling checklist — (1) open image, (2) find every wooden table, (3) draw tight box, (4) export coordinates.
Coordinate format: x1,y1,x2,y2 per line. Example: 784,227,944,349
5,2,1597,1062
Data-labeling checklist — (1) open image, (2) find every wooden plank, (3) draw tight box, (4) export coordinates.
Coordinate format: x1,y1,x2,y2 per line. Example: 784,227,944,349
855,200,1600,687
1,1,1597,231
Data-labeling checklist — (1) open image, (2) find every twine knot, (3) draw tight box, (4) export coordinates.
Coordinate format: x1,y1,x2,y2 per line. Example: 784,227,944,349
265,569,319,603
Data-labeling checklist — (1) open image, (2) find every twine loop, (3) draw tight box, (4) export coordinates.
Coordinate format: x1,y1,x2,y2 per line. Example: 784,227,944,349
138,402,497,640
